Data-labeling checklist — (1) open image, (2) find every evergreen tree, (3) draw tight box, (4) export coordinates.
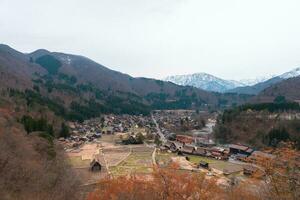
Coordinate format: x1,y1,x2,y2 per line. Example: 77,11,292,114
59,123,70,138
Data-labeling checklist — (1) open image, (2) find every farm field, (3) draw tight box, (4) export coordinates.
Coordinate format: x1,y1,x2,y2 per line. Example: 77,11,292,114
187,155,225,165
68,156,91,168
155,151,174,167
156,152,243,175
187,155,243,175
109,147,154,176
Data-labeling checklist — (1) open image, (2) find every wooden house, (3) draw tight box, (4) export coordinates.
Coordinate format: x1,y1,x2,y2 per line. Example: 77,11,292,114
170,141,183,152
194,147,206,156
164,141,172,149
229,144,253,156
180,145,195,154
90,159,102,172
199,161,209,169
176,135,194,144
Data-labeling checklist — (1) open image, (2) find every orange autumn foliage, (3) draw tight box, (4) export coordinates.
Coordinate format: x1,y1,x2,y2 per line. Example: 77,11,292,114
87,145,300,200
87,164,224,200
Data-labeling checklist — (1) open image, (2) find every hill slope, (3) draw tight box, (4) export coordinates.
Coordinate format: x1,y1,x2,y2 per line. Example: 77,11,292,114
1,44,224,120
228,68,300,95
254,76,300,102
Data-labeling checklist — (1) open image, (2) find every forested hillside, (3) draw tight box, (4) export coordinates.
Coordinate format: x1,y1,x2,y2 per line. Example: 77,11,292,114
214,102,300,149
0,44,250,122
0,109,81,200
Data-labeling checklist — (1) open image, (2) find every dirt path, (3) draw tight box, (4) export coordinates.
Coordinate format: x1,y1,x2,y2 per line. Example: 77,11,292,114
152,148,157,166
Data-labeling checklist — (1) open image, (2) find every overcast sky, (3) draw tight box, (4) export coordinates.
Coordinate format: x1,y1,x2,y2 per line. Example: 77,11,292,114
1,0,300,80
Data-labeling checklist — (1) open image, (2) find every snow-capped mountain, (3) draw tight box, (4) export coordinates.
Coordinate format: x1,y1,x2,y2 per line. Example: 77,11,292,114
279,67,300,79
164,68,300,94
238,75,276,86
164,73,245,93
228,67,300,94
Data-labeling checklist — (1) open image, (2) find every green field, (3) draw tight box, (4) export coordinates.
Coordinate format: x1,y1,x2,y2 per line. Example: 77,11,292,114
187,155,243,173
187,155,222,165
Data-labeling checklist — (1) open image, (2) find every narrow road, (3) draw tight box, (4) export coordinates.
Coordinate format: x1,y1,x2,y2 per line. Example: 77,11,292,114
152,148,157,166
151,112,167,143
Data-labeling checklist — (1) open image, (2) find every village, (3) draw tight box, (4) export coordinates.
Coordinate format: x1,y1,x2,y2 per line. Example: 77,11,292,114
57,110,276,188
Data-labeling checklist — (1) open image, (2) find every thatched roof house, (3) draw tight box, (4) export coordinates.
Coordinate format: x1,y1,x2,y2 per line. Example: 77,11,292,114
170,141,183,152
90,159,102,172
180,145,195,154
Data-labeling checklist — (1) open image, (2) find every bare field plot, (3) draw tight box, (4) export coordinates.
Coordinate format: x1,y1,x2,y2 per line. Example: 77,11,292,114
156,151,174,167
67,143,100,160
100,134,116,143
110,147,154,176
68,156,91,168
103,147,131,167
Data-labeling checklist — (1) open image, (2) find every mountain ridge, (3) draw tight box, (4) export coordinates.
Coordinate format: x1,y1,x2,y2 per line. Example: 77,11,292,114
1,44,236,121
228,67,300,95
164,73,245,93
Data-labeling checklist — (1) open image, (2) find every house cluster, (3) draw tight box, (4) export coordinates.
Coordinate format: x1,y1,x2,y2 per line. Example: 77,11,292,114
161,139,275,172
60,114,156,149
153,110,208,133
162,138,229,160
100,114,156,134
153,110,217,143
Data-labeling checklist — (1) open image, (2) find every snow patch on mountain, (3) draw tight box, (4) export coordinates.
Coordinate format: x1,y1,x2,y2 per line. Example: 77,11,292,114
164,67,300,93
279,67,300,79
164,73,245,93
238,75,276,86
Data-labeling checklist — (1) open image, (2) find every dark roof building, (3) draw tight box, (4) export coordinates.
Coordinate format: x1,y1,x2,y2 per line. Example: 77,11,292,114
199,161,209,169
180,145,195,154
170,141,183,152
229,144,254,156
90,159,102,172
194,147,206,156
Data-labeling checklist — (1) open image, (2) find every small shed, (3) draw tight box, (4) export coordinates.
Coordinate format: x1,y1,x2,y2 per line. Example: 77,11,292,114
243,165,256,176
164,141,172,149
199,161,209,169
181,145,195,154
90,159,102,172
194,147,206,156
170,141,183,152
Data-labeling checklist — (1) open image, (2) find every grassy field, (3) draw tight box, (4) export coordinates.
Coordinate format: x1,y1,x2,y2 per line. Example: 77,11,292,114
187,155,223,165
110,150,153,176
187,155,243,173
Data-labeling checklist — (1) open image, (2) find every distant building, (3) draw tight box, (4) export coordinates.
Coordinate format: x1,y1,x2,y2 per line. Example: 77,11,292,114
90,159,102,172
180,144,195,154
170,141,183,152
176,135,194,144
198,161,209,169
229,144,254,156
194,147,206,156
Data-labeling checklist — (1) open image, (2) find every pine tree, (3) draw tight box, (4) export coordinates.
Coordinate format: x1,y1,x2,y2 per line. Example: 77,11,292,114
59,123,70,138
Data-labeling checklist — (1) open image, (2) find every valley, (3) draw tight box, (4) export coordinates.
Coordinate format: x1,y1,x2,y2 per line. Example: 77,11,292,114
0,44,299,200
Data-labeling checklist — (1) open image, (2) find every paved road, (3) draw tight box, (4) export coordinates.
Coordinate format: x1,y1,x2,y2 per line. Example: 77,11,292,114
151,113,167,143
